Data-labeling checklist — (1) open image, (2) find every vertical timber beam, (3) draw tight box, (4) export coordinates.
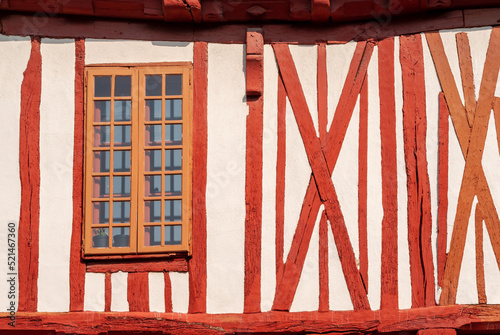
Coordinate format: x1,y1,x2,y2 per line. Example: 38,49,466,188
18,36,42,312
70,37,86,312
400,34,435,308
379,37,398,311
358,72,368,292
189,41,208,314
438,92,449,288
244,29,264,313
128,272,149,312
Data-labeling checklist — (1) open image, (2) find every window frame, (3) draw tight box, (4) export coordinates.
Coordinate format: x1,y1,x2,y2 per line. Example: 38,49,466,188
83,63,193,257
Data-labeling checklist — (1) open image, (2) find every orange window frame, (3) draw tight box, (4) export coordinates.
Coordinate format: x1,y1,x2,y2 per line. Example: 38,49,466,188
83,64,193,256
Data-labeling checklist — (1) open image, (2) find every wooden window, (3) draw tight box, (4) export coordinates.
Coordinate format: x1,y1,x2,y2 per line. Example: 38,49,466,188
84,64,192,255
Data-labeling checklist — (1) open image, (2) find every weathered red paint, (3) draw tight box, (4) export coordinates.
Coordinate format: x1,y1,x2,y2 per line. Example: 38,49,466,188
475,205,487,304
273,43,370,310
400,33,435,308
438,92,449,288
165,272,173,313
379,36,398,311
189,41,208,314
128,272,150,312
456,32,476,126
86,258,188,273
272,41,373,311
417,329,456,335
69,37,86,312
358,73,368,292
18,36,41,313
275,75,286,282
244,29,264,314
104,272,111,312
318,211,328,312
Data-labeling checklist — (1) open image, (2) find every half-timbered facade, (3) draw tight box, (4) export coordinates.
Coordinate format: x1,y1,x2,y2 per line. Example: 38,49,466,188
2,1,500,334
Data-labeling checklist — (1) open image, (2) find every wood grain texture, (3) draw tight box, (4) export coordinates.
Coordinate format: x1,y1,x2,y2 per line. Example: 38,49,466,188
275,74,286,282
431,27,500,305
104,272,111,312
244,30,264,314
317,43,327,140
494,97,500,157
70,37,86,312
318,211,329,312
127,272,149,312
358,73,368,292
475,205,487,304
165,272,173,313
189,41,208,314
18,36,41,312
272,41,373,311
378,36,398,311
426,34,500,288
456,32,476,126
400,33,435,308
273,43,370,310
86,258,188,273
438,92,449,288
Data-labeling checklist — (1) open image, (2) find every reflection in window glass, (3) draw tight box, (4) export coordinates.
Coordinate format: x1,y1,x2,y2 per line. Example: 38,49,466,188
114,100,131,121
165,199,182,222
165,149,182,171
92,202,109,224
95,76,111,97
113,176,130,197
93,176,110,198
145,125,162,146
145,200,161,222
146,150,162,172
165,225,182,245
113,227,130,247
146,75,162,96
113,150,130,172
115,76,131,97
113,201,130,223
165,99,182,120
165,124,182,145
94,126,110,147
165,75,182,95
145,226,161,246
114,125,131,146
93,151,110,173
165,174,182,196
145,100,162,121
94,100,111,122
145,175,162,197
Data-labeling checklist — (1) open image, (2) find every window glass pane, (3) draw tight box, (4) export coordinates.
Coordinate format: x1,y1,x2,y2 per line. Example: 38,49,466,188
165,75,182,95
93,151,110,173
165,199,181,222
146,150,162,172
113,201,130,223
94,126,110,147
113,176,130,197
145,125,162,146
114,100,131,121
94,100,111,122
92,227,109,248
145,200,161,223
145,175,161,197
93,177,109,198
92,202,109,224
165,225,182,245
165,149,182,171
95,76,111,97
146,75,162,96
165,174,182,196
115,76,131,97
114,125,131,147
113,150,130,172
144,226,161,246
145,100,162,121
165,99,182,120
165,124,182,145
112,227,129,247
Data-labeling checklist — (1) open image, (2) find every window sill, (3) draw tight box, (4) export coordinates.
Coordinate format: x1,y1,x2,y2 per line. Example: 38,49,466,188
85,253,189,273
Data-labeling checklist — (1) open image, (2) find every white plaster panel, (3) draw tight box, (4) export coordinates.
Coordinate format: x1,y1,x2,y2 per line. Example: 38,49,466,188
0,35,30,312
38,38,75,312
326,41,357,128
283,97,311,262
394,37,412,309
111,271,129,312
422,34,441,302
331,94,359,262
206,43,246,314
290,209,320,312
84,273,105,311
288,45,318,136
85,40,193,64
261,44,278,312
466,27,492,99
170,272,189,313
149,272,165,313
366,45,382,310
329,212,354,311
456,198,478,304
439,30,465,106
483,223,500,304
